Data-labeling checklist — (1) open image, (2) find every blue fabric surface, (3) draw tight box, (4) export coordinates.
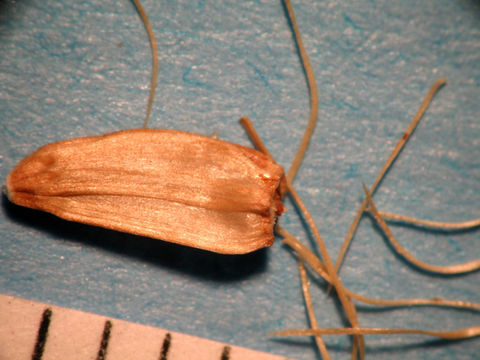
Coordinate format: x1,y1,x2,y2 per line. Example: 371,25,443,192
1,0,479,359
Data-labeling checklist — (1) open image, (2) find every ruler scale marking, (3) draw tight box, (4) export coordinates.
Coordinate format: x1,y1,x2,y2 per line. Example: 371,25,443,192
31,308,52,360
159,333,172,360
96,320,113,360
0,294,292,360
220,346,231,360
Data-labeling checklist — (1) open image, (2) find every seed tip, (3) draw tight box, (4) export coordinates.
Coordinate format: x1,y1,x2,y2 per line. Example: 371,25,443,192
2,176,11,200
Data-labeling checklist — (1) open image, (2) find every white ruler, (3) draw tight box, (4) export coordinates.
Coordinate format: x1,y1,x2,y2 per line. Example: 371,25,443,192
0,294,291,360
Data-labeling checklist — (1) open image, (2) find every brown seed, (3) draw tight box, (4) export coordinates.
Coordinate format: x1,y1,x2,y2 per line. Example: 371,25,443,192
5,128,285,254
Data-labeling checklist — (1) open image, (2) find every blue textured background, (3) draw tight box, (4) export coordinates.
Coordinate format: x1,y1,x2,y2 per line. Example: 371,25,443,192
1,0,479,359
